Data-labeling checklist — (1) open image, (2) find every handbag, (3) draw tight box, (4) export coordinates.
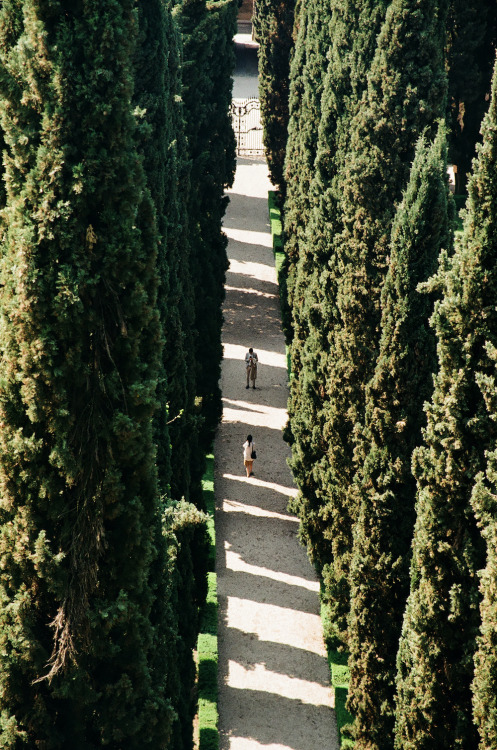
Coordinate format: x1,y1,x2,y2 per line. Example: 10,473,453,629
251,449,257,459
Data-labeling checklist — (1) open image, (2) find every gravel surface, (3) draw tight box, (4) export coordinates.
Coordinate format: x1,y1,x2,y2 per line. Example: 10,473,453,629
214,157,339,750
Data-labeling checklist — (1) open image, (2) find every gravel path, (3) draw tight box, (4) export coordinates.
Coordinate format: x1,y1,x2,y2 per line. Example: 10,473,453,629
214,156,339,750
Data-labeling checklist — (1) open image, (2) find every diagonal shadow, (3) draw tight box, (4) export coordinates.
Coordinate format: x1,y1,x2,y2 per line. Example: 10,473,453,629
218,627,331,683
218,568,319,615
217,154,338,750
216,500,312,583
219,687,336,750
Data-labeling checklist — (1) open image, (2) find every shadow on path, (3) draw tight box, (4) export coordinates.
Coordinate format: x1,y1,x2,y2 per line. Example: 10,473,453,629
215,156,338,750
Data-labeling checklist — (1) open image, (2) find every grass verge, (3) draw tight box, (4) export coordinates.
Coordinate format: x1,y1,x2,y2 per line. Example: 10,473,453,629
198,454,219,750
268,191,291,376
321,600,354,748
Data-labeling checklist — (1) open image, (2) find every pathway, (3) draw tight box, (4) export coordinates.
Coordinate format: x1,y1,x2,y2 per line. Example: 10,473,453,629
214,157,339,750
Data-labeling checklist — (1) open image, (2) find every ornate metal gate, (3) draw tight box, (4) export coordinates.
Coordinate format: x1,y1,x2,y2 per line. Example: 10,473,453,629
231,98,265,156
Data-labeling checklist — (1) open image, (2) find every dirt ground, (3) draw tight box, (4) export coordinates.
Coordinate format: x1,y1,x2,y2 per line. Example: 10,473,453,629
214,157,339,750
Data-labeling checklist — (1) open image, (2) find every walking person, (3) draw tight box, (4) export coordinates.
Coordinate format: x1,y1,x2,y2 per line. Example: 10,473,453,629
243,434,256,477
245,347,258,389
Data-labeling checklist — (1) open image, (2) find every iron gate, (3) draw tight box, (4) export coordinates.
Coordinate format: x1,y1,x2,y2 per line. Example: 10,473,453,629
231,98,265,156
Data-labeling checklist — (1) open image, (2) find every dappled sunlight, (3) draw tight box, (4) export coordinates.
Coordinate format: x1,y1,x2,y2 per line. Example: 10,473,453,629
228,257,277,284
225,549,319,593
226,597,328,657
227,661,333,707
225,226,273,248
223,344,286,370
223,474,297,498
222,399,287,430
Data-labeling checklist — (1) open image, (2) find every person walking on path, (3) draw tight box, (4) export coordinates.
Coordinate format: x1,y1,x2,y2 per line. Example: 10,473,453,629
245,347,258,389
243,434,256,476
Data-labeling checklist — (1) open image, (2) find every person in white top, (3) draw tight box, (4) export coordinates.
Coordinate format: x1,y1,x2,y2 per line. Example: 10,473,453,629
243,434,256,477
245,347,258,389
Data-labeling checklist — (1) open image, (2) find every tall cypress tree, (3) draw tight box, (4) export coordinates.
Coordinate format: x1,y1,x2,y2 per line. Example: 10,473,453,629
132,5,210,749
471,445,497,750
254,0,296,193
283,0,331,342
317,0,447,644
175,0,236,462
395,58,497,750
0,2,173,746
134,0,198,503
347,125,453,749
287,2,388,638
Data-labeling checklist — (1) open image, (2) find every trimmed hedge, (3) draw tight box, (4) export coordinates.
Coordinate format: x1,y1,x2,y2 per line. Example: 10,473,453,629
198,454,219,750
268,191,291,374
322,601,354,748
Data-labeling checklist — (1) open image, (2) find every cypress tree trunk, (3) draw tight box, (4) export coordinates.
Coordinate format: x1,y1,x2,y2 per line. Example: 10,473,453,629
347,125,453,749
0,3,173,746
395,57,497,750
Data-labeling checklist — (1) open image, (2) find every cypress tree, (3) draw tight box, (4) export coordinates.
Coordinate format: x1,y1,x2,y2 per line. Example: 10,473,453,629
283,0,332,342
0,2,173,746
254,0,296,193
346,125,453,749
471,446,497,750
287,0,389,583
133,4,209,747
176,0,237,458
134,0,198,503
162,501,210,750
315,0,447,644
394,57,497,750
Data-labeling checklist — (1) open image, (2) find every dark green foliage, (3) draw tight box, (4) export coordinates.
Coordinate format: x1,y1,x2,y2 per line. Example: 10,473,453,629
283,0,331,342
285,1,388,630
175,0,236,460
471,450,497,750
446,0,497,193
347,126,454,750
0,1,174,746
254,0,296,192
287,0,389,646
197,457,218,750
394,58,497,750
318,0,447,645
0,127,5,211
164,501,210,750
134,0,198,503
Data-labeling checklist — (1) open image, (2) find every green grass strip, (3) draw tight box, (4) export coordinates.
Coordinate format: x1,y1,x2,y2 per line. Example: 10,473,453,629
321,601,354,748
202,453,216,572
268,190,283,251
268,191,292,379
198,454,219,750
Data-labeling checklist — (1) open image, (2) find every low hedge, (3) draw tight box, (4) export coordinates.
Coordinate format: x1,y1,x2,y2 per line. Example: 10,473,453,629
197,454,219,750
321,603,354,748
268,191,292,373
